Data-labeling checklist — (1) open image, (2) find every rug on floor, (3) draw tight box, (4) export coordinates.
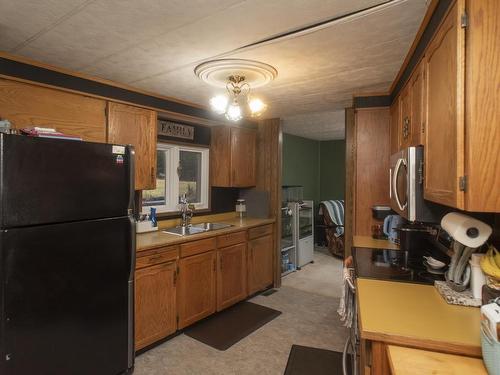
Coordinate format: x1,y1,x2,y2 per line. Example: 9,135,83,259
284,344,350,375
184,301,281,351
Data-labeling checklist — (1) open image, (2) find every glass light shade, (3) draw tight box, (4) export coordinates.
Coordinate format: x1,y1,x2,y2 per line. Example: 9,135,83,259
248,98,267,116
225,103,242,121
209,95,228,114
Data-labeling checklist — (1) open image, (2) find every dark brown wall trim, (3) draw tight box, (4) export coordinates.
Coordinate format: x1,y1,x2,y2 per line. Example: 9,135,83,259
353,95,391,108
390,0,453,100
0,56,219,121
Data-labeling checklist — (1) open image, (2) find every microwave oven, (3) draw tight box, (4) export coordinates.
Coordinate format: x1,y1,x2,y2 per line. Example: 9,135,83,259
389,146,440,223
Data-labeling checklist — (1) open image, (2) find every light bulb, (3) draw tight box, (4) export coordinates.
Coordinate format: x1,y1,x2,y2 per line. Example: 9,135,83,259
225,103,242,121
209,95,228,114
248,98,267,116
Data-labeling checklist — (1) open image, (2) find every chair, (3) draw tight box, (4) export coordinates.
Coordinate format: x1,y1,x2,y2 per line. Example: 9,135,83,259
319,200,345,258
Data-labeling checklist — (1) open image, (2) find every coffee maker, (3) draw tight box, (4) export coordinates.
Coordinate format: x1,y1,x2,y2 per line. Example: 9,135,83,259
398,223,437,261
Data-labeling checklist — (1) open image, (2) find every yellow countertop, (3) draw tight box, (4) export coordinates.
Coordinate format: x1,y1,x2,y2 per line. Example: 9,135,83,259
353,235,399,250
387,345,487,375
137,216,275,252
357,278,481,357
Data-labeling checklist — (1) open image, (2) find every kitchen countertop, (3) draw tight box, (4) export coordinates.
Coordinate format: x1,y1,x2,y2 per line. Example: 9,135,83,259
137,217,275,252
387,345,487,375
357,278,481,357
353,235,399,250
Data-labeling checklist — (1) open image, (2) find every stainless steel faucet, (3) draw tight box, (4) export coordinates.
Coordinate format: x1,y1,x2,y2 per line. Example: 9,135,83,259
179,194,194,227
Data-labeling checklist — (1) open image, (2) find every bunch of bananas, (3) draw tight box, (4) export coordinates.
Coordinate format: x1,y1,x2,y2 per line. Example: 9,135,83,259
480,245,500,289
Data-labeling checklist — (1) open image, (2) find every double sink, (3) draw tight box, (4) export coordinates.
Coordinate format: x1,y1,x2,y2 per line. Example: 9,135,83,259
163,222,233,236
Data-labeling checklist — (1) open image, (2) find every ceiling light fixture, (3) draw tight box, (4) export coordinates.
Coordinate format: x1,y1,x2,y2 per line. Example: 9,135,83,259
194,59,277,121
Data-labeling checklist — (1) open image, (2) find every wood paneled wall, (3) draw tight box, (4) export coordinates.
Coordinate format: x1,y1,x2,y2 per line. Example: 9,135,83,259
256,118,282,287
354,108,391,236
344,108,355,256
0,78,106,142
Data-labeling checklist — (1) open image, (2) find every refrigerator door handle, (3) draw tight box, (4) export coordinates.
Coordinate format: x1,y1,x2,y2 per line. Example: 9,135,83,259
127,145,136,214
127,213,136,369
127,280,134,369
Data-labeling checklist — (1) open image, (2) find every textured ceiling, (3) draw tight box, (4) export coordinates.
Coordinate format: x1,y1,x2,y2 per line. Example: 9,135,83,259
283,110,345,141
0,0,428,140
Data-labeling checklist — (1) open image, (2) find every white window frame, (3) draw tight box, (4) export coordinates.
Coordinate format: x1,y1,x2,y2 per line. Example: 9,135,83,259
142,143,209,214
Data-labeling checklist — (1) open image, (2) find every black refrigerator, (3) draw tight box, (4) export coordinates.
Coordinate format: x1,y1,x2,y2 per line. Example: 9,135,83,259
0,134,135,375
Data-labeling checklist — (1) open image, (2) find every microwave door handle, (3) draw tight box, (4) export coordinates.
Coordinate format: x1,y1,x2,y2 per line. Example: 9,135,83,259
393,158,407,211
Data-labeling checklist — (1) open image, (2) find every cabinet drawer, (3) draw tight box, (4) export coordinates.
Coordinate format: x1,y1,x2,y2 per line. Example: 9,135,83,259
136,246,178,269
180,237,216,258
217,231,246,248
248,224,273,240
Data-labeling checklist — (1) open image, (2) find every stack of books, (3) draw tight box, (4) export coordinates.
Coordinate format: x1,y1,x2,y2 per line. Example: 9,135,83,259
20,127,82,141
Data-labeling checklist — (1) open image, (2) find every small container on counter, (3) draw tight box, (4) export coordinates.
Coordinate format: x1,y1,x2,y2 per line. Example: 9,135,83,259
236,199,246,220
135,208,159,234
469,253,486,299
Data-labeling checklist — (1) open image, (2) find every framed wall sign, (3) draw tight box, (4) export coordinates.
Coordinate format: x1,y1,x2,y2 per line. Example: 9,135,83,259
158,120,195,140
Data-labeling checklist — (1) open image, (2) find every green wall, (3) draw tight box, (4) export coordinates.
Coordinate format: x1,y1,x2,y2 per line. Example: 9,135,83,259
319,140,346,201
282,133,320,203
282,133,345,204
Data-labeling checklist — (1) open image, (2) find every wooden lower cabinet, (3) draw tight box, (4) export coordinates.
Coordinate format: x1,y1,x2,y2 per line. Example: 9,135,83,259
247,234,274,295
135,261,177,351
177,251,217,329
359,339,391,375
134,224,274,349
217,243,247,311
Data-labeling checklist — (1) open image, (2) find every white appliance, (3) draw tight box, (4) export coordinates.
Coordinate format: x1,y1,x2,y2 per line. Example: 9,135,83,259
281,204,297,276
296,200,314,268
389,146,439,223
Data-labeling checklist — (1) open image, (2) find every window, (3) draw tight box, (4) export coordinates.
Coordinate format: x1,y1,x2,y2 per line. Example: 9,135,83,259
142,144,209,213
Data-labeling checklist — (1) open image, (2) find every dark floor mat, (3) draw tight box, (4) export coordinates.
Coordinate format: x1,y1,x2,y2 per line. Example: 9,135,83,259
261,288,278,297
184,301,281,351
284,345,350,375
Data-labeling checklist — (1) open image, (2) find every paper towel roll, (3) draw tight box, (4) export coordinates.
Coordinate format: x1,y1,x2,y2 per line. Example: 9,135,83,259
441,212,492,248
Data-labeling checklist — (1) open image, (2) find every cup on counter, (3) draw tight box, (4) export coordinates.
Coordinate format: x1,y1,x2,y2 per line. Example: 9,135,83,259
371,224,385,240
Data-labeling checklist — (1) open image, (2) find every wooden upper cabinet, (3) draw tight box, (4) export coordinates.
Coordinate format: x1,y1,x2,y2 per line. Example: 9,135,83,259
177,251,216,329
423,0,465,209
135,260,177,351
0,78,106,142
409,61,425,147
463,0,500,212
107,102,157,190
247,233,274,295
399,83,412,149
390,96,401,155
211,126,256,187
217,243,247,311
231,127,256,187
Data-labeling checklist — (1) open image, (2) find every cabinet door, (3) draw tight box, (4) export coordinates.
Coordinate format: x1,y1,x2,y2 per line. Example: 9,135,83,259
217,243,247,311
390,96,401,154
247,234,274,295
107,102,157,190
177,251,216,329
399,84,412,149
464,0,500,212
409,61,424,146
231,127,256,187
0,78,106,142
210,127,231,187
423,1,465,208
135,261,177,351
